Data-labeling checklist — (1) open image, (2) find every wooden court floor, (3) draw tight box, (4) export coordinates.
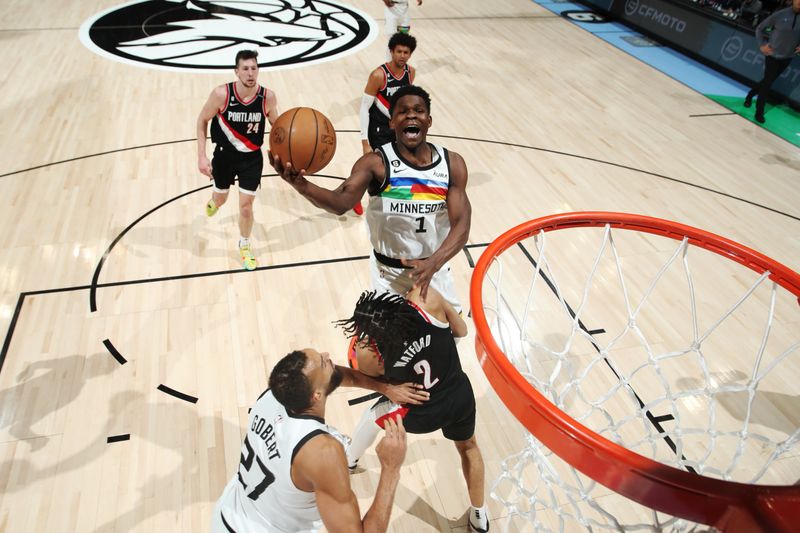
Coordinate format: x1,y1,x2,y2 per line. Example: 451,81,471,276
0,0,798,531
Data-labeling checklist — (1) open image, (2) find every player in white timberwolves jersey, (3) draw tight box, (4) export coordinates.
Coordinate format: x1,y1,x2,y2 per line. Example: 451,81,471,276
270,85,471,312
211,348,422,532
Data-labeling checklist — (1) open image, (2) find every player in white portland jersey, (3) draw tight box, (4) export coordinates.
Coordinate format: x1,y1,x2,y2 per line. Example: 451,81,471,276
211,348,427,533
270,85,471,311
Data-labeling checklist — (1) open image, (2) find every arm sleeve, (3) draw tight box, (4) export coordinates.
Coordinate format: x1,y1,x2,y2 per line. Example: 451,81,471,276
360,93,375,140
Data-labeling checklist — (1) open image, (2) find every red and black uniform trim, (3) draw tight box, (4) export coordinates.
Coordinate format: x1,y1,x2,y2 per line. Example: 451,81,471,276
210,82,267,153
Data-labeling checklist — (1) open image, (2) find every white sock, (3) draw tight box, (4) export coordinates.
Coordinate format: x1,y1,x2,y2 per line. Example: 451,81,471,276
239,237,250,248
470,505,488,529
346,404,383,467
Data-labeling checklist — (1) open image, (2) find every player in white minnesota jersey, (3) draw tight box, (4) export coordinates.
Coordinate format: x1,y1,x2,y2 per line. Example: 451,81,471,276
270,85,471,312
212,348,426,532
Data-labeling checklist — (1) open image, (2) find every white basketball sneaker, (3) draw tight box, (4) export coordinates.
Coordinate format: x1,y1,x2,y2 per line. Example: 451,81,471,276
468,506,490,532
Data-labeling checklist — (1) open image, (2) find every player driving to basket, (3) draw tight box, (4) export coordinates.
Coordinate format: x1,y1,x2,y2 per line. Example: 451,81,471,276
270,85,471,313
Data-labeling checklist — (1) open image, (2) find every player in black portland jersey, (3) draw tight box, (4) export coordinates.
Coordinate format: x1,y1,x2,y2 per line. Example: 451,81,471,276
208,82,269,153
335,288,490,533
197,49,279,270
359,33,417,155
350,32,417,216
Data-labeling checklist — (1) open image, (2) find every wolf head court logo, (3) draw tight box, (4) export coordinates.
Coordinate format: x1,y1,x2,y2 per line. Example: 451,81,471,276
79,0,378,72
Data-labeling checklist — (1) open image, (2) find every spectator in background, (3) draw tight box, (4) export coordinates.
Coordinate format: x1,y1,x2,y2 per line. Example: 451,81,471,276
744,0,800,123
720,0,740,19
740,0,764,25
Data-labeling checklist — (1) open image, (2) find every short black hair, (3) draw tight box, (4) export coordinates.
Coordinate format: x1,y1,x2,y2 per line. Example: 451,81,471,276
388,32,417,53
334,291,419,365
268,350,312,414
235,49,258,67
389,85,431,117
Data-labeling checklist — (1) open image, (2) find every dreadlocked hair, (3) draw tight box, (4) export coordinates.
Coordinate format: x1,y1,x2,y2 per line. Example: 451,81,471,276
334,291,419,365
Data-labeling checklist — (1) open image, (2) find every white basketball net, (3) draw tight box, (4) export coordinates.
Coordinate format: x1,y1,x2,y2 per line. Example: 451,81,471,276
480,223,800,532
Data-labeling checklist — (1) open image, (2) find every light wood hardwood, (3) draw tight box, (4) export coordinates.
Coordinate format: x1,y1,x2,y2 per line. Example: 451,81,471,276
0,0,798,531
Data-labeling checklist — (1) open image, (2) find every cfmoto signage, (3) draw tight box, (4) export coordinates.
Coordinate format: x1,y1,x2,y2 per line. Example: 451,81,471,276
624,0,687,32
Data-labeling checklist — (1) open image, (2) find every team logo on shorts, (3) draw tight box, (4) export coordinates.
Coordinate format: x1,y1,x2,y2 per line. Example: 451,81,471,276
79,0,378,72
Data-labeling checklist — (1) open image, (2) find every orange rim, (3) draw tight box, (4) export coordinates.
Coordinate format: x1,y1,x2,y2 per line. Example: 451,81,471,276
470,212,800,532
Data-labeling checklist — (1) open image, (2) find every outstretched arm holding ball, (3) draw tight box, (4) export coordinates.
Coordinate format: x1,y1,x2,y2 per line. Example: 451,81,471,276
269,150,385,216
272,84,471,311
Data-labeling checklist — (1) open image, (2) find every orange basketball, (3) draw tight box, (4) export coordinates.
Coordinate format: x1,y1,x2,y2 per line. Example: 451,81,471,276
269,107,337,175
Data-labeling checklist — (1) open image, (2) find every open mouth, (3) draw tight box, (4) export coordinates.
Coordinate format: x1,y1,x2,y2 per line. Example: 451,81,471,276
403,125,421,138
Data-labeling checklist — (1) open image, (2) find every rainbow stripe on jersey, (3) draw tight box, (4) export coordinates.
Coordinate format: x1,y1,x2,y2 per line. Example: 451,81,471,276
381,177,448,201
367,142,451,260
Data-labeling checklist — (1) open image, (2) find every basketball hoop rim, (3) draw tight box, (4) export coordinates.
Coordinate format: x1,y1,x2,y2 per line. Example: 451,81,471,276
470,211,800,532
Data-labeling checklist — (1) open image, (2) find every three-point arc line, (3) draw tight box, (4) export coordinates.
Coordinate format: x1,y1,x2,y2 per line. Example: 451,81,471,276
157,384,199,404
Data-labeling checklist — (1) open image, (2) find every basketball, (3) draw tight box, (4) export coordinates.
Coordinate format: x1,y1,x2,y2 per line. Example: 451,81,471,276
269,107,337,175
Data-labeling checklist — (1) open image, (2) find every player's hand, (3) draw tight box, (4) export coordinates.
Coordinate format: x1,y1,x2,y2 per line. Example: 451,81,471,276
383,0,395,7
400,257,438,300
376,415,406,471
760,44,773,55
416,0,423,5
269,152,307,189
385,382,429,405
198,156,213,179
